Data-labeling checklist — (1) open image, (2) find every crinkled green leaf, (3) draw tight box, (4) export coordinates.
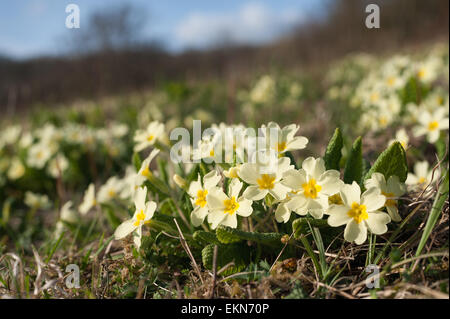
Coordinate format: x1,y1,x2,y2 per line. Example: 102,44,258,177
132,152,142,172
324,128,344,171
202,243,251,276
364,141,408,183
193,230,221,245
343,136,363,185
216,226,283,247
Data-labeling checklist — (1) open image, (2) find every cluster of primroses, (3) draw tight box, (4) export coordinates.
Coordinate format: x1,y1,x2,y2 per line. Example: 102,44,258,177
326,43,449,141
0,121,130,224
75,120,416,248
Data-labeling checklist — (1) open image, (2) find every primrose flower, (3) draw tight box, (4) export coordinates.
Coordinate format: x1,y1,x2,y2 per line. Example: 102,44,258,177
223,164,242,179
1,125,21,145
119,166,140,199
19,132,33,149
7,158,25,180
327,182,390,245
405,161,434,192
60,201,77,224
24,192,51,210
261,122,308,155
109,122,129,138
250,75,275,104
239,152,293,201
97,176,123,203
206,179,253,229
212,124,248,163
388,128,409,150
136,148,160,187
188,170,221,226
192,135,220,162
281,157,344,220
47,154,69,178
27,142,53,169
78,183,97,215
274,192,297,223
134,121,165,152
413,107,449,143
364,173,406,222
114,186,156,248
415,57,441,84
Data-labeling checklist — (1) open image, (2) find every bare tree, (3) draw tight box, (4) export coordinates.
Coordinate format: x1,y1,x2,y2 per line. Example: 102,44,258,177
68,3,148,54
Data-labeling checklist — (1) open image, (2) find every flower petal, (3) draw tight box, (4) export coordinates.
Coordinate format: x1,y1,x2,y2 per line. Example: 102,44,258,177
344,220,367,244
229,178,243,199
318,170,343,195
203,170,221,189
286,136,308,151
282,169,306,190
387,175,406,196
361,187,386,212
275,203,291,223
243,186,268,201
238,163,259,185
206,189,227,210
340,182,361,206
365,212,391,234
191,206,208,227
364,172,386,191
237,198,253,217
114,219,136,239
207,210,227,229
327,205,352,226
269,183,291,200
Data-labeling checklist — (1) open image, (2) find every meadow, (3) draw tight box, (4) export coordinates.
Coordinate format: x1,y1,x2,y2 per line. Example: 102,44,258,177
0,42,448,299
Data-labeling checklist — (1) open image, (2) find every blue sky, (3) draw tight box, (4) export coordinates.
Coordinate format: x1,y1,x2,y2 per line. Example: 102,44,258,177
0,0,324,59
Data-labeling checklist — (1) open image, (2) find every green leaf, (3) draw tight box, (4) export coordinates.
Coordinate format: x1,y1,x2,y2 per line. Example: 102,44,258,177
193,231,221,245
132,152,142,171
343,137,363,185
216,226,283,247
364,141,408,183
415,169,449,257
202,243,251,275
324,128,344,171
292,217,328,239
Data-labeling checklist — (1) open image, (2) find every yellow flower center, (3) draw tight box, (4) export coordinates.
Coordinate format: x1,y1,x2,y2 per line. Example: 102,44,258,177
302,179,322,199
328,193,343,205
147,135,154,142
195,189,208,207
228,168,239,179
379,116,387,126
36,151,43,159
277,141,287,152
370,92,379,102
387,77,396,86
418,177,426,184
223,196,239,215
382,191,396,207
134,209,146,227
141,166,152,178
257,174,276,190
428,121,439,131
108,189,116,198
417,69,426,79
347,202,368,224
209,149,215,157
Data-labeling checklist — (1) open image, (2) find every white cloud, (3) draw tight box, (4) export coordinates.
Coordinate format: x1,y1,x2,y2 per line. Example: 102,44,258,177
174,2,303,50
